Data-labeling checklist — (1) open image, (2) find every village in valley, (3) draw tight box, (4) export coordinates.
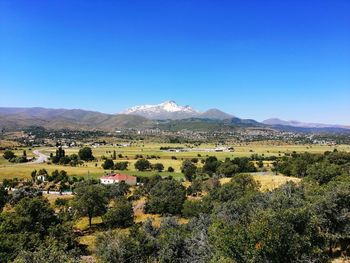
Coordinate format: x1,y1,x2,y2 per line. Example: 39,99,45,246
1,0,350,262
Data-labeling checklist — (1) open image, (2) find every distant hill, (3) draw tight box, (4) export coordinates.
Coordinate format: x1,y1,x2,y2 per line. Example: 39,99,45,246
263,118,350,130
1,107,349,133
0,107,153,131
198,109,233,120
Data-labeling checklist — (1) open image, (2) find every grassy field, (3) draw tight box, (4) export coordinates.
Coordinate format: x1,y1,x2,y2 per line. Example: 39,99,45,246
0,142,349,181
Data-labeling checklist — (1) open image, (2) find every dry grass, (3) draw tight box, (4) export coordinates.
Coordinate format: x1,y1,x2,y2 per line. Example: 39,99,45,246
220,174,301,191
332,258,350,263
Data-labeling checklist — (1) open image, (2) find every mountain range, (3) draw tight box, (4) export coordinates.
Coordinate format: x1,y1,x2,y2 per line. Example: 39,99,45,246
122,100,233,120
0,101,349,132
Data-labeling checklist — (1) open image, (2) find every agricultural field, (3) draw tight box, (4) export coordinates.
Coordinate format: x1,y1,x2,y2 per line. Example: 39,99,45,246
0,142,349,181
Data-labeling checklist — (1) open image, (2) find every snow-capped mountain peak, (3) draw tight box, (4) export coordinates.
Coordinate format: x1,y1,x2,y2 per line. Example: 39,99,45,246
122,101,199,119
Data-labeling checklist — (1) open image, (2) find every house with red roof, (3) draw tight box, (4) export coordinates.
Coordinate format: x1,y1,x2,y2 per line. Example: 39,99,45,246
100,173,137,186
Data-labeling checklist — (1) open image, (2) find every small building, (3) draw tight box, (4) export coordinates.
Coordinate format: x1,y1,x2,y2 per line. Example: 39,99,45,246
100,173,137,186
36,174,46,182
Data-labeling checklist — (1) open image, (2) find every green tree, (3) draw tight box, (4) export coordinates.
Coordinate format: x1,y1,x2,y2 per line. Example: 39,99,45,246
203,156,221,174
3,150,16,160
72,182,108,228
152,163,164,172
13,241,77,263
14,197,58,236
114,161,128,170
217,160,239,177
78,147,94,161
103,197,134,228
145,179,186,215
106,182,130,199
0,186,8,211
96,231,138,263
31,170,37,182
314,182,350,254
181,160,197,181
102,159,114,170
134,158,151,171
306,161,342,184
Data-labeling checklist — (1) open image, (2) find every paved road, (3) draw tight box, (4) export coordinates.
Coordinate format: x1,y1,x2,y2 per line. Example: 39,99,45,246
32,149,49,164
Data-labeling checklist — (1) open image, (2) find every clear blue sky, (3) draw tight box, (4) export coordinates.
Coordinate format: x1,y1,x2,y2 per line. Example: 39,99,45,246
0,0,349,124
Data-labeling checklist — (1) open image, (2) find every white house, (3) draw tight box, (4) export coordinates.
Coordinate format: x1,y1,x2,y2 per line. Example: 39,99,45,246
100,173,137,186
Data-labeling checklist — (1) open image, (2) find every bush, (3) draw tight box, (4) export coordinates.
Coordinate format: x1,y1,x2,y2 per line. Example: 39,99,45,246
182,199,203,218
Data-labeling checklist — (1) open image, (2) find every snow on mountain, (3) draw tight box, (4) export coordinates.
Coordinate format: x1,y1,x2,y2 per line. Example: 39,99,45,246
122,101,200,120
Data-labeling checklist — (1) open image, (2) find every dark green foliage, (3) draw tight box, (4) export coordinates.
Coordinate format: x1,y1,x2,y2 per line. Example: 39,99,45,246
96,231,139,263
313,181,350,254
0,186,8,211
167,166,175,172
186,179,202,196
51,147,82,166
0,196,79,262
181,160,197,181
55,198,68,207
3,150,28,163
145,179,186,215
217,159,239,177
14,197,57,235
114,161,128,170
78,146,94,161
13,240,79,263
72,181,108,228
181,199,203,218
3,150,16,160
93,152,350,262
152,163,164,172
306,162,343,184
140,174,162,194
103,197,134,228
47,170,69,183
202,156,221,174
10,187,42,205
105,182,130,199
102,159,114,169
230,157,257,173
134,158,151,171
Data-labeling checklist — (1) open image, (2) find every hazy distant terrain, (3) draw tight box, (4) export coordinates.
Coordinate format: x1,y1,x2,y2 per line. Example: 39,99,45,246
0,105,349,133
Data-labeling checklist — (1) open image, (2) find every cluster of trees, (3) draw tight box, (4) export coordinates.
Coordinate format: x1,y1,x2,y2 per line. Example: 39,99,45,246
50,146,94,166
0,191,81,262
273,150,350,183
3,150,28,163
1,150,350,262
102,159,129,170
72,181,133,228
181,156,257,181
94,169,350,262
134,158,171,172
